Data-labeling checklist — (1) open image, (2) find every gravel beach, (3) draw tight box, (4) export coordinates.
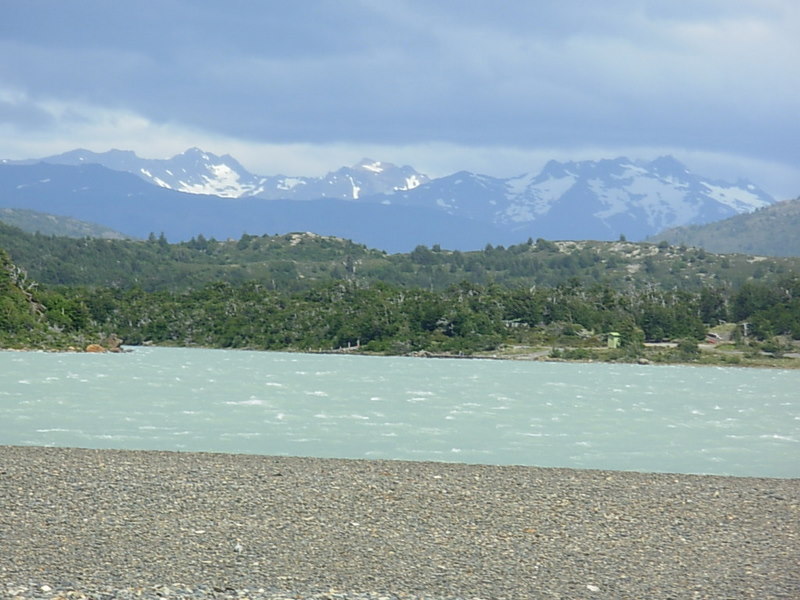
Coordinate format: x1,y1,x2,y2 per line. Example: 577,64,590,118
1,446,797,599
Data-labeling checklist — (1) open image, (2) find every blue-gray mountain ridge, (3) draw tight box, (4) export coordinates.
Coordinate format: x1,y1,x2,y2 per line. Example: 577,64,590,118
0,149,775,252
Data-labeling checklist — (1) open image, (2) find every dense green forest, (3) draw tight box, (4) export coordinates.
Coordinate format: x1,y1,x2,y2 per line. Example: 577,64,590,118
2,232,799,365
68,276,800,352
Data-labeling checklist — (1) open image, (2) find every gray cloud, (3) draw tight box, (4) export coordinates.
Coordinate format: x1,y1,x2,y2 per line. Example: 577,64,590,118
0,96,55,130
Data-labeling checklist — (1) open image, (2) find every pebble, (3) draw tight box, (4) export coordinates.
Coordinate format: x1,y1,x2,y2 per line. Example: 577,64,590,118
1,446,798,600
3,587,480,600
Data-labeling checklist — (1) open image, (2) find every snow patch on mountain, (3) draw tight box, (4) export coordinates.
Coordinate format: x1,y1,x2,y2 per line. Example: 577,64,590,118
176,162,260,198
165,152,262,198
505,172,538,196
701,182,771,213
400,175,424,190
502,174,577,223
591,177,691,228
360,161,384,174
348,176,361,200
278,177,306,191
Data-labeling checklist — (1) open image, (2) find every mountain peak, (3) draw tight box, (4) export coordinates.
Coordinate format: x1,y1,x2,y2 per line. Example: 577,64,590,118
105,148,139,157
177,147,217,160
353,158,386,174
647,155,691,178
540,159,577,178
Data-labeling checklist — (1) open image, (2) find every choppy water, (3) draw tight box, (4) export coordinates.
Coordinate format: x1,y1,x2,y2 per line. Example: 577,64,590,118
1,347,798,477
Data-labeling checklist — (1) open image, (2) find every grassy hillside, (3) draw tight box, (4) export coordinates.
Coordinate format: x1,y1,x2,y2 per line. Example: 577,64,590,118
647,198,800,257
0,207,132,240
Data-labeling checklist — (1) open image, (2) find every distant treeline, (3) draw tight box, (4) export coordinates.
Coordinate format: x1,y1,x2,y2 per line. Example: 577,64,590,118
2,221,799,293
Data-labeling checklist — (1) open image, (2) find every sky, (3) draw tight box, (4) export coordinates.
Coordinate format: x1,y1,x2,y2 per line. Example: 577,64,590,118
1,0,799,198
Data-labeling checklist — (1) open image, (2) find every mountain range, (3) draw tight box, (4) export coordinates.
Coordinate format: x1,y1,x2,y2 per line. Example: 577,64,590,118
6,148,430,201
0,148,779,252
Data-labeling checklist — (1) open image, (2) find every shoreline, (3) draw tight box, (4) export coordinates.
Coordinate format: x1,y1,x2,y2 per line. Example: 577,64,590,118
2,445,798,599
6,335,800,370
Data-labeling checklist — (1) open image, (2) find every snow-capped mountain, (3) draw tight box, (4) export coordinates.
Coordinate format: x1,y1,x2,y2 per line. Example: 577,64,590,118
382,156,775,240
0,149,777,250
28,147,264,198
0,162,500,252
24,148,429,201
282,158,429,200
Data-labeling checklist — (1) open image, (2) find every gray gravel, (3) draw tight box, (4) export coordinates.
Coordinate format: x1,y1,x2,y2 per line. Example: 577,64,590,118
1,446,798,599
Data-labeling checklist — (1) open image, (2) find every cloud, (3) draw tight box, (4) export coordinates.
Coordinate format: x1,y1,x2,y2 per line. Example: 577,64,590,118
0,1,798,197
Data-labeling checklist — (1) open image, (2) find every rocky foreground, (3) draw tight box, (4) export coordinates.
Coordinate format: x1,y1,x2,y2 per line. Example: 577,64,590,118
1,446,797,599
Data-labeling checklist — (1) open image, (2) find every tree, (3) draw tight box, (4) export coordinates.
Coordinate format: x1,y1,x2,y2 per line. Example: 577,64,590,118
410,245,435,265
699,287,728,324
615,318,645,357
676,338,700,360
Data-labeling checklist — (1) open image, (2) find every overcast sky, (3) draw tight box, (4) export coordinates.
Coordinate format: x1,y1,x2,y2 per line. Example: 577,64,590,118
1,1,798,197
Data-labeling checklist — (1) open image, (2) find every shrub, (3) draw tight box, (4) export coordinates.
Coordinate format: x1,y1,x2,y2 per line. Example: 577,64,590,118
676,338,700,360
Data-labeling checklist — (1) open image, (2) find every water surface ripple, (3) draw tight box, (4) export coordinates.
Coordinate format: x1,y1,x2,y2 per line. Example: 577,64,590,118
1,347,797,477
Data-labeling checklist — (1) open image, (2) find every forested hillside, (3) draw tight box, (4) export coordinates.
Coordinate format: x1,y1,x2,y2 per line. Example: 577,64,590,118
0,207,131,239
1,247,96,349
0,247,41,341
648,198,800,257
2,228,799,363
2,221,798,293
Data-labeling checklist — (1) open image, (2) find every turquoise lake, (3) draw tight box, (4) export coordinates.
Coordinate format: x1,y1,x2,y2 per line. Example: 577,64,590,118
1,347,797,477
